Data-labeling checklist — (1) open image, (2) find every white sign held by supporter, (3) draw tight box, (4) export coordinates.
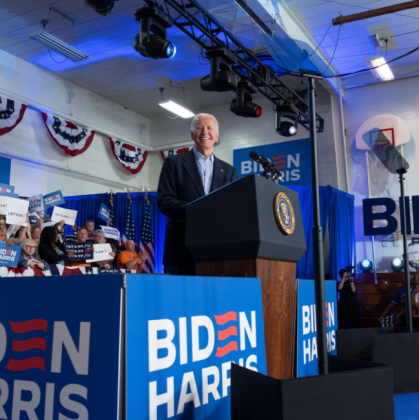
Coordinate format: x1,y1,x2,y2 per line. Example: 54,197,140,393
86,243,113,263
0,196,29,226
27,194,44,212
100,226,120,240
42,221,56,228
407,245,419,260
51,206,77,226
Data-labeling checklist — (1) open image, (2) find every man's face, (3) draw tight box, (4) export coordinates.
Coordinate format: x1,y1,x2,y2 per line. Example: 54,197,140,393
0,222,6,237
86,222,94,232
126,240,136,252
77,229,88,242
191,115,219,156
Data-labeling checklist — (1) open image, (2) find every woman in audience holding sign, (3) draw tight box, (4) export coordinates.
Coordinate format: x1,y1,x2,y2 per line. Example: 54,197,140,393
18,239,50,271
92,229,115,270
39,226,67,266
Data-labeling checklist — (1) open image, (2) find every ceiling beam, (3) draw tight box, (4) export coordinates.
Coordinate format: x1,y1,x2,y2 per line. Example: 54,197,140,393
332,0,419,25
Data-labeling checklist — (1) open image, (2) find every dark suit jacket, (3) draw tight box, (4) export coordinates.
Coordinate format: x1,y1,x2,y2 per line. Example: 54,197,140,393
157,149,238,268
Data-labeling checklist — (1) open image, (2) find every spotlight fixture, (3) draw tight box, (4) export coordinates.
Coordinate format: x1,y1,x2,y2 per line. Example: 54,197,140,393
365,56,394,81
230,81,262,118
200,47,239,92
391,257,403,272
158,100,194,118
30,31,89,62
360,258,372,273
84,0,118,16
275,103,299,137
134,2,176,60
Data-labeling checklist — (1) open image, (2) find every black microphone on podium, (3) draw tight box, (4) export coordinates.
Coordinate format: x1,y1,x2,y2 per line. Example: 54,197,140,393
249,151,281,181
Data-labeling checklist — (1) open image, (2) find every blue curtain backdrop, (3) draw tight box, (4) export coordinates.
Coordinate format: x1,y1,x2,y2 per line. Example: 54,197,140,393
286,185,355,281
49,185,354,278
45,192,168,274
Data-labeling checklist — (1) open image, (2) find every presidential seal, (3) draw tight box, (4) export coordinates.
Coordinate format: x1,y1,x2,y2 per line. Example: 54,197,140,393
273,192,295,235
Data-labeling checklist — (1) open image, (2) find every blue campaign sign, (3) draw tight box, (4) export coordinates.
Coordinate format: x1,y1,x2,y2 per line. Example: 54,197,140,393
43,190,65,209
233,138,312,186
0,243,21,267
126,275,267,420
98,203,110,222
0,182,15,195
0,275,122,419
296,279,338,377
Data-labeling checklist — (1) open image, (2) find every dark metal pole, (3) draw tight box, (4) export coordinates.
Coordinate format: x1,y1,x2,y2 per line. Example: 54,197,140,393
397,168,413,333
308,77,328,374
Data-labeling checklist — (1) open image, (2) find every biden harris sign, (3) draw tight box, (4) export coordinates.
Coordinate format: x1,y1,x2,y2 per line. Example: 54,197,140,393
233,138,312,186
126,275,267,420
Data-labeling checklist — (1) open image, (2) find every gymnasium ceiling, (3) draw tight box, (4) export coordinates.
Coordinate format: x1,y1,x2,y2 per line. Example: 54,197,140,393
0,0,418,118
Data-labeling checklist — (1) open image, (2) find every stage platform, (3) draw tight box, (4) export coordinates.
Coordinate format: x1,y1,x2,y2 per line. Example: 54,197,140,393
395,393,419,419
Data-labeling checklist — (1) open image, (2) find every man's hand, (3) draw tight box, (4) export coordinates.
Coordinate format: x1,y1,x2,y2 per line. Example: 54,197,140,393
5,239,14,247
138,251,148,261
60,220,66,226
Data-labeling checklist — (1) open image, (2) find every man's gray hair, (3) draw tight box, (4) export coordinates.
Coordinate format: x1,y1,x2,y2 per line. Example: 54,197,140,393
190,113,219,133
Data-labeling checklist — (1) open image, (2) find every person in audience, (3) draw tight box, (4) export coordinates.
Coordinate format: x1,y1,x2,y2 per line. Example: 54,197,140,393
92,229,115,270
39,226,67,266
18,238,49,271
66,227,92,268
337,266,361,329
115,245,126,268
5,215,32,246
379,274,419,326
45,214,51,223
118,240,148,272
55,219,67,236
31,226,41,251
85,220,95,239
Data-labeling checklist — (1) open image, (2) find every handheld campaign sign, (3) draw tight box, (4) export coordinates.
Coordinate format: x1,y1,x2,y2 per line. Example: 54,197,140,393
65,242,94,260
0,182,15,195
0,243,21,267
126,275,267,420
51,206,77,226
0,196,29,226
86,243,113,263
98,203,110,222
100,226,120,240
407,245,419,261
0,275,122,419
43,190,65,209
27,193,44,212
296,279,338,377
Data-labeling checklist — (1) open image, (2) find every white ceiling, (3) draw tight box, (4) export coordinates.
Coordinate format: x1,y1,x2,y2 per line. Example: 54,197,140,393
0,0,418,118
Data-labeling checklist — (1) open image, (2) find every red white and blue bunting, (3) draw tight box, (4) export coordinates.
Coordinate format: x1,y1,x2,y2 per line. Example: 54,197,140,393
160,147,192,160
41,112,95,157
109,137,148,175
0,96,27,136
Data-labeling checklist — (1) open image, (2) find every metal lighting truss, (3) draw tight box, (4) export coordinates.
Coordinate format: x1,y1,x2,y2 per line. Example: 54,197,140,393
149,0,324,131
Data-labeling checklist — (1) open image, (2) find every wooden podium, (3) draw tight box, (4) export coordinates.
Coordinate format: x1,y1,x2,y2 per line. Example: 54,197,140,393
186,175,307,380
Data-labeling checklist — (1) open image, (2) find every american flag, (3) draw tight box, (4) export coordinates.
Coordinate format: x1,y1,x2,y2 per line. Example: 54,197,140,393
122,198,135,245
108,197,115,228
139,199,155,273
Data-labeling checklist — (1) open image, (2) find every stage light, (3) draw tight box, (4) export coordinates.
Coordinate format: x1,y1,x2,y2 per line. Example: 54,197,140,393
134,3,176,60
275,104,299,137
84,0,117,16
391,257,403,272
230,81,262,118
200,47,239,92
360,259,372,273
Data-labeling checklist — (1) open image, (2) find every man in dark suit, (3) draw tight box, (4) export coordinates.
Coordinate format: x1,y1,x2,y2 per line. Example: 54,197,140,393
157,113,238,275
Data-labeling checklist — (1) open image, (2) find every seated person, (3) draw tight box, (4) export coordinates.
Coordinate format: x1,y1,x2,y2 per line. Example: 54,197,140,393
118,240,148,272
19,238,50,271
39,226,67,266
92,229,115,270
31,226,41,253
85,220,95,239
65,228,92,268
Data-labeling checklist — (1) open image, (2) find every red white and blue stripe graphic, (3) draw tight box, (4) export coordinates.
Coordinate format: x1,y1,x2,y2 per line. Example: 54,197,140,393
214,311,238,357
139,200,155,273
160,147,192,160
0,96,27,136
42,112,95,157
6,319,48,371
109,137,148,175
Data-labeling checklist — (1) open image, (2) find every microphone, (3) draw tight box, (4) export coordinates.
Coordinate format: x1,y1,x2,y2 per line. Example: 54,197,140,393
249,151,270,167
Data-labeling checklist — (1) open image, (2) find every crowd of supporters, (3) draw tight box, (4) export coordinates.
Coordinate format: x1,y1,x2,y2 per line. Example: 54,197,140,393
0,213,148,273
